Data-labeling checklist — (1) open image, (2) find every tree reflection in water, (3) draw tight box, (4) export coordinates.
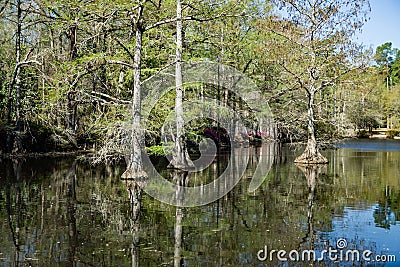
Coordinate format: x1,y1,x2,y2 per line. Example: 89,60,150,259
5,159,24,265
0,142,399,266
170,170,189,267
296,164,322,265
125,179,143,267
66,161,77,267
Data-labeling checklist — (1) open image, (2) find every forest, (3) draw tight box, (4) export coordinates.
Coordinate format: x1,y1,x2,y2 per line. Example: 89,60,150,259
3,1,400,266
1,0,400,164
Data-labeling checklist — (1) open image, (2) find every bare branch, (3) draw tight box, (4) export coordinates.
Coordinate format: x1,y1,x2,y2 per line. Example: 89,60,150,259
10,60,42,88
0,0,10,17
113,37,136,61
90,91,131,104
108,60,135,69
145,13,246,31
140,60,177,85
277,61,308,94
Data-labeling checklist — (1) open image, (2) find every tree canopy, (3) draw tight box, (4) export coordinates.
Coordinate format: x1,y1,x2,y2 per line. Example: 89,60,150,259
1,0,399,159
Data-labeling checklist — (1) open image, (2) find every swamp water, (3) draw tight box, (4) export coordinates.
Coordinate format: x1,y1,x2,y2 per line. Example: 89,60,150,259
0,139,399,266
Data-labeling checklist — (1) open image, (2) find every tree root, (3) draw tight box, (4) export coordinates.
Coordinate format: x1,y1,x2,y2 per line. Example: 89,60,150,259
121,169,148,180
294,149,328,164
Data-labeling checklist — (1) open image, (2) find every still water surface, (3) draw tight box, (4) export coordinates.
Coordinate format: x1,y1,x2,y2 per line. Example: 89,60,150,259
0,139,399,266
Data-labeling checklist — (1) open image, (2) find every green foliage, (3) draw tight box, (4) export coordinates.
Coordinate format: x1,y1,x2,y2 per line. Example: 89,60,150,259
315,120,339,140
375,42,398,68
146,143,173,156
386,130,400,139
356,130,370,138
375,42,400,85
0,0,395,156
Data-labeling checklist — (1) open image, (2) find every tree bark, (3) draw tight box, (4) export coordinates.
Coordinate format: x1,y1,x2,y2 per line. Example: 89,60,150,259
294,89,328,164
169,0,193,169
7,0,23,128
7,79,13,124
67,24,78,147
14,0,22,130
122,6,147,179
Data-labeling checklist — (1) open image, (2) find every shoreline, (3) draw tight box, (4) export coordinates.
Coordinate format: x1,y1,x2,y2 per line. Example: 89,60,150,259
0,150,94,159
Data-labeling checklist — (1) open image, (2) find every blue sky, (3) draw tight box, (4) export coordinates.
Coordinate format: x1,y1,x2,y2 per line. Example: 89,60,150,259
356,0,400,51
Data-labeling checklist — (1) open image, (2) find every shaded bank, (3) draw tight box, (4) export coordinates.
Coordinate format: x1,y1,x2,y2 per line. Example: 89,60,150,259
0,123,93,155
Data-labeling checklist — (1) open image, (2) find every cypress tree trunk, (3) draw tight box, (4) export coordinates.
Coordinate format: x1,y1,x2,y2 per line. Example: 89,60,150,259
122,6,147,179
14,0,22,130
7,0,23,127
169,0,193,169
67,24,78,147
294,89,328,164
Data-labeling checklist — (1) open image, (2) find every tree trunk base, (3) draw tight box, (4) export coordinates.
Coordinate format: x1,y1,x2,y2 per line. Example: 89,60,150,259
167,153,195,170
121,169,148,180
12,131,25,154
294,150,328,164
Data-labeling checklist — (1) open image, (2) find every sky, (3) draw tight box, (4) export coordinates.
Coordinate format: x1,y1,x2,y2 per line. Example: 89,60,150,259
356,0,400,51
